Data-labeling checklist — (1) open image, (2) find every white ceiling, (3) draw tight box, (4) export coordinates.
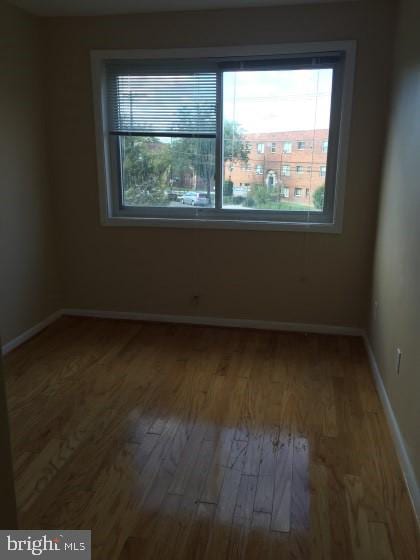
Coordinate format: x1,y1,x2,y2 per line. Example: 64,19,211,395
8,0,351,17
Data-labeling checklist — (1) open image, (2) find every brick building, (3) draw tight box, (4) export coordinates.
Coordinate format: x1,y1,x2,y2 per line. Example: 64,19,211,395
225,129,329,206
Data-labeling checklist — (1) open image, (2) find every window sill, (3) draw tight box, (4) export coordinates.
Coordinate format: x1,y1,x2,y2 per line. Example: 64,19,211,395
101,215,342,233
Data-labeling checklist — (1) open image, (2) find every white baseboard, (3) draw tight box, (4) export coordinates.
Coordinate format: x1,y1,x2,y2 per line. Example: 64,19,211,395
62,308,364,337
2,308,364,358
363,334,420,521
1,310,62,356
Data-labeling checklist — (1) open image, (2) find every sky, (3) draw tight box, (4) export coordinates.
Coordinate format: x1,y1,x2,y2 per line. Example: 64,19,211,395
223,68,333,134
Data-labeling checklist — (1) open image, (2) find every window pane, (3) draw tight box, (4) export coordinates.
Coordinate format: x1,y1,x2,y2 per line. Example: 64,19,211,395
222,68,333,212
120,136,215,208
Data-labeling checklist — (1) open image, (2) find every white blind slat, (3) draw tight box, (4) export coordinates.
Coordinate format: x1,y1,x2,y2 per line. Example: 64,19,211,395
106,63,217,136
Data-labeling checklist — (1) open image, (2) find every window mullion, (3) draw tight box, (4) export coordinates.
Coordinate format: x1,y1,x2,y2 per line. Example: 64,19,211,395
214,70,223,210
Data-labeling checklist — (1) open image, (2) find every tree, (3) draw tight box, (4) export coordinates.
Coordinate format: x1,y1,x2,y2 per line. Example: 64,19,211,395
313,186,325,210
170,120,249,202
223,180,233,197
121,137,172,205
223,121,250,164
120,119,250,206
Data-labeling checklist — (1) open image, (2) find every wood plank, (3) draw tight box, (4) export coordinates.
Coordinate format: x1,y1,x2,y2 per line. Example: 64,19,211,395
254,427,277,513
368,522,395,560
271,431,293,532
311,462,332,560
243,512,272,560
288,436,311,559
229,474,258,559
344,474,372,560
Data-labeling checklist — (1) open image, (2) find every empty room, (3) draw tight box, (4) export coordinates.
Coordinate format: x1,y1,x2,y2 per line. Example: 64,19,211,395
0,0,419,558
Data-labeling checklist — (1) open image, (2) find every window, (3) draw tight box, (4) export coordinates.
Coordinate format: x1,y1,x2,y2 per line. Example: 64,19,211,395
322,139,328,152
306,188,310,197
307,165,312,174
295,187,303,198
297,141,305,150
92,42,355,231
283,141,292,154
281,187,289,198
320,165,327,177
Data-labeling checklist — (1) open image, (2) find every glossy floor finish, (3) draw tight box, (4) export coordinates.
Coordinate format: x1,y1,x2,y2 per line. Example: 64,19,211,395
4,317,419,560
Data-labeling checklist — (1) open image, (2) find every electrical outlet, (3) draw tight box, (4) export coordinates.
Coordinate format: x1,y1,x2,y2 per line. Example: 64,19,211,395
395,347,402,375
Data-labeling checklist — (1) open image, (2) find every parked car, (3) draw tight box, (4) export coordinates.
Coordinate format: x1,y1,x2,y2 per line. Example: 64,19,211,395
180,191,210,206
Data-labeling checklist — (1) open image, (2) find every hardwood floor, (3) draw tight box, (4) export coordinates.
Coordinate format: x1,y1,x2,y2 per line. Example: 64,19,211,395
4,317,419,559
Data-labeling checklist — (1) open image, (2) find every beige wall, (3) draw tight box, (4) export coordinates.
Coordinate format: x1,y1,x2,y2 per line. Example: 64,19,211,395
43,1,395,328
0,0,61,346
369,0,420,489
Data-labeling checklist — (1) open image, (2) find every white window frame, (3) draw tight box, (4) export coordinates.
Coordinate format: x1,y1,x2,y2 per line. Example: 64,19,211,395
255,165,264,175
257,143,265,154
283,142,292,154
91,41,356,233
281,165,291,177
271,142,276,153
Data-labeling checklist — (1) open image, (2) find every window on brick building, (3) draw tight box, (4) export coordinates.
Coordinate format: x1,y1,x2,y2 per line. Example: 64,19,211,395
320,165,327,177
257,143,265,154
295,187,303,197
281,165,291,176
283,141,292,154
256,165,264,175
297,141,305,150
296,165,304,174
271,143,276,153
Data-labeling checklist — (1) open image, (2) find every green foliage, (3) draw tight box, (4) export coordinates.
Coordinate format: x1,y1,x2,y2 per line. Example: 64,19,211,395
250,184,270,205
313,186,325,210
223,121,250,163
120,120,249,206
121,137,171,205
247,183,285,208
170,137,215,196
223,180,233,196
